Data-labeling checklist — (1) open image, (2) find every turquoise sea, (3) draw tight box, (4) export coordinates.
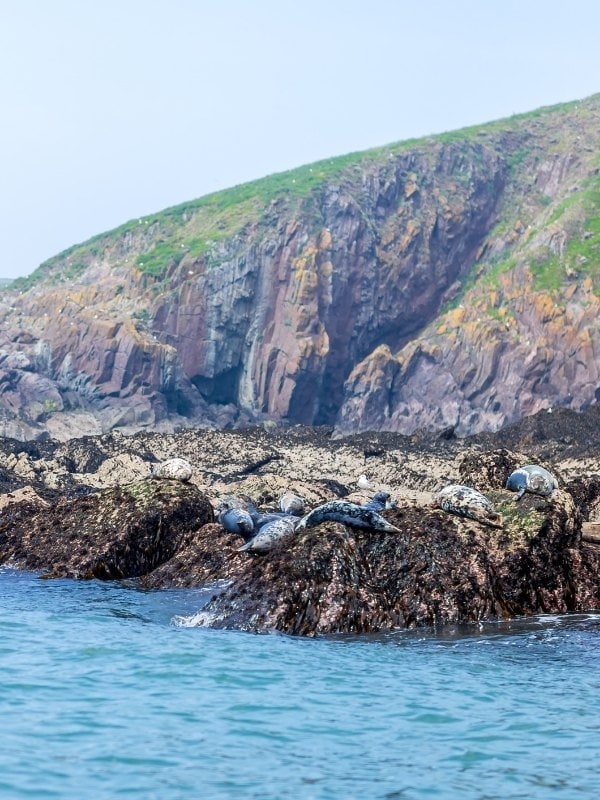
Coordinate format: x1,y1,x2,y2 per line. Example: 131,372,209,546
2,566,600,800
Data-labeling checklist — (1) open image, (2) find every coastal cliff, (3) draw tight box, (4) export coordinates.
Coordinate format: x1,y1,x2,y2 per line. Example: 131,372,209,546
1,94,600,439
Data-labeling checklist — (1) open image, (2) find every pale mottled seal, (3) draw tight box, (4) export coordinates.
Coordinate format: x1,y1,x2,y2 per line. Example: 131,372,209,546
278,492,306,516
432,485,503,528
506,465,558,501
218,508,255,540
238,516,297,554
149,457,193,482
296,500,400,533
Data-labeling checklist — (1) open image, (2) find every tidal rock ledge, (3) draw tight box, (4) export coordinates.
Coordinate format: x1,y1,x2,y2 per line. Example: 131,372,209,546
0,480,214,580
1,421,600,635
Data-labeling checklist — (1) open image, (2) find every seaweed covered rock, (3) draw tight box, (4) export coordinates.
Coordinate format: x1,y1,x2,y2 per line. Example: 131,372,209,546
457,448,527,492
191,489,594,636
140,523,249,588
0,480,213,579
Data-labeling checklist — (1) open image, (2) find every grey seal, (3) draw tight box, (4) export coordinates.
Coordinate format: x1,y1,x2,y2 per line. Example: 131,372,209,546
149,457,193,482
218,508,255,540
238,516,297,554
250,510,289,527
506,465,558,501
362,491,394,512
295,500,400,533
432,484,503,528
278,492,306,516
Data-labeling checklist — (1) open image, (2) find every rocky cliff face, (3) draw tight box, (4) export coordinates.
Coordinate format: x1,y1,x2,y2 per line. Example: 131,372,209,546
1,94,600,439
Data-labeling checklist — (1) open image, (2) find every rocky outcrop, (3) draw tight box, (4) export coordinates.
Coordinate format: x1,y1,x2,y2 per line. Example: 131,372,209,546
2,95,600,440
190,489,592,635
0,480,214,579
2,412,600,635
336,272,600,436
0,139,505,438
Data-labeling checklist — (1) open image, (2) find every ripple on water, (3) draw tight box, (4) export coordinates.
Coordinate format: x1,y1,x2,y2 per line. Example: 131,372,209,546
2,571,600,799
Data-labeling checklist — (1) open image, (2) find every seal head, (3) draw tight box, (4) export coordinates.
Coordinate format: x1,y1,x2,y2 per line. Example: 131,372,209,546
218,508,255,541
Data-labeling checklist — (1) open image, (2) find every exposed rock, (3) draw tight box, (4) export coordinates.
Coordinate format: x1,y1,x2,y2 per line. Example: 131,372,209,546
190,489,590,635
140,523,248,588
0,480,214,579
1,410,600,634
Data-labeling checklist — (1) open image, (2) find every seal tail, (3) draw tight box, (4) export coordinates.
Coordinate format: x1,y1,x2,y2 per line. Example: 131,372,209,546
381,520,402,534
237,540,253,553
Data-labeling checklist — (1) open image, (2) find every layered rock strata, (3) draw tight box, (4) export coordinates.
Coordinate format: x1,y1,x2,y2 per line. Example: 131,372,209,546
1,95,599,439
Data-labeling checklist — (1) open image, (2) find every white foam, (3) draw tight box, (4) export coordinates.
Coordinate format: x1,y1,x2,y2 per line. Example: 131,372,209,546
172,609,218,628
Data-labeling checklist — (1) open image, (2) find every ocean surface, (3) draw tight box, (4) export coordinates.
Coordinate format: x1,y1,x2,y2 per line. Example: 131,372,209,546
2,567,600,800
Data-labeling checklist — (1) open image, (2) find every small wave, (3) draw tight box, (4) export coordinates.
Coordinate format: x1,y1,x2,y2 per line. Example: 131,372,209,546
172,609,219,628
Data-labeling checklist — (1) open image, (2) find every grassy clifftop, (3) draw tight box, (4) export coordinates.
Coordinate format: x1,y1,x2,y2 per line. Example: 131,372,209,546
14,93,599,293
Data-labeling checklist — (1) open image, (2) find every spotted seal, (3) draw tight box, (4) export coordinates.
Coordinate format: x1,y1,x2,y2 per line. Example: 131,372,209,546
296,500,400,533
249,510,289,527
362,491,393,512
278,492,306,516
506,465,558,501
238,516,297,554
432,484,503,528
218,508,255,540
149,457,193,482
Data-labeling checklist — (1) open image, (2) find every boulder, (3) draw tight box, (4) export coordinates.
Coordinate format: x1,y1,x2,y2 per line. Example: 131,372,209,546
187,488,598,636
0,480,213,579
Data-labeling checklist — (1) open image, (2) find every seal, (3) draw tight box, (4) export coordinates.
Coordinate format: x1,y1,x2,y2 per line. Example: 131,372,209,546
149,457,193,482
278,492,306,516
432,484,503,528
238,516,297,554
506,465,558,501
296,500,400,533
218,508,255,541
249,510,289,528
362,491,393,512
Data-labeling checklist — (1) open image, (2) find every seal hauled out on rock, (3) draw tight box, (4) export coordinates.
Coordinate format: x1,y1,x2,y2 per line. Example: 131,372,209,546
506,465,558,501
432,485,503,529
278,492,305,516
296,500,401,533
249,510,289,528
363,491,394,512
218,508,255,541
238,516,297,554
149,457,193,482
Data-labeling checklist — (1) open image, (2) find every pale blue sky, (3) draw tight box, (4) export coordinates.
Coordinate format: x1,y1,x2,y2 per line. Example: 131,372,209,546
1,0,599,278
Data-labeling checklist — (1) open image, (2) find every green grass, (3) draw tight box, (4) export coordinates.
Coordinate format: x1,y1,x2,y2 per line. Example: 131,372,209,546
12,92,600,289
529,252,563,292
136,242,185,276
530,178,600,291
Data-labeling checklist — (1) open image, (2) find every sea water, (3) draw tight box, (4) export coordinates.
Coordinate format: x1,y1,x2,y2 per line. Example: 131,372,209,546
2,567,600,800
